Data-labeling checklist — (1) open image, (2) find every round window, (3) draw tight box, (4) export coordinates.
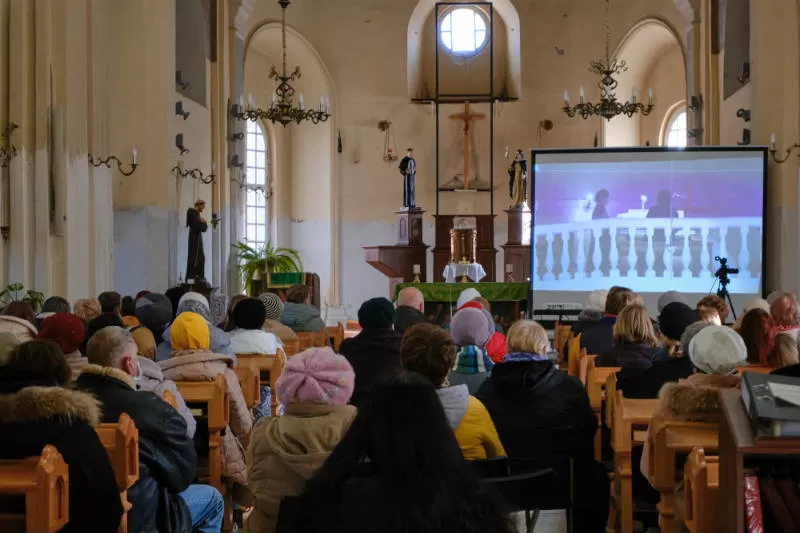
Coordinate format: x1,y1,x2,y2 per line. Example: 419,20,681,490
440,7,489,56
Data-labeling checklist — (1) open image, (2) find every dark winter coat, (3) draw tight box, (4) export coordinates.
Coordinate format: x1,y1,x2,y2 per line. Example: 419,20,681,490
281,303,326,333
75,365,196,533
394,306,428,335
474,359,596,459
339,328,403,406
0,366,123,533
596,341,656,371
579,316,616,357
617,355,695,399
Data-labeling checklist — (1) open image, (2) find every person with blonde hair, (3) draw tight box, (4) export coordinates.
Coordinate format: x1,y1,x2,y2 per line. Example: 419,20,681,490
596,304,656,370
771,292,800,340
580,287,640,357
475,320,609,532
72,298,101,325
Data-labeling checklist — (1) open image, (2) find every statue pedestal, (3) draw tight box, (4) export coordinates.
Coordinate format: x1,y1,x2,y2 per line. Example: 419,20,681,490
502,207,530,281
365,208,429,296
396,208,425,246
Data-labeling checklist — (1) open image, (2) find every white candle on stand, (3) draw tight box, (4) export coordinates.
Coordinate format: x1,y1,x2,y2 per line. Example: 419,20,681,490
648,88,653,104
299,93,304,109
563,89,569,104
132,147,137,165
248,94,254,108
632,86,637,102
579,86,584,103
413,264,421,274
272,93,277,107
771,133,776,147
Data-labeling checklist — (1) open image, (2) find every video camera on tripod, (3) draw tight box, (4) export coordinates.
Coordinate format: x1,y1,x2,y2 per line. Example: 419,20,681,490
714,256,739,320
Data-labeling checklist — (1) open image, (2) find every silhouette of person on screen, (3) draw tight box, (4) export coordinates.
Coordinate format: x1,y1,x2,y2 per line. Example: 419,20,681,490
647,190,679,218
592,189,610,220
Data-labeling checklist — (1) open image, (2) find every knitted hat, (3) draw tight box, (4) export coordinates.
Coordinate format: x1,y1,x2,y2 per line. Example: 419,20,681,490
688,324,747,375
658,303,698,342
585,290,609,312
232,298,267,330
72,299,101,324
135,304,172,343
743,298,771,314
658,291,690,313
456,288,482,310
0,332,20,365
38,313,85,355
176,292,211,322
450,307,492,347
358,297,396,329
276,347,355,405
170,312,210,351
258,292,284,321
130,326,156,358
138,293,173,317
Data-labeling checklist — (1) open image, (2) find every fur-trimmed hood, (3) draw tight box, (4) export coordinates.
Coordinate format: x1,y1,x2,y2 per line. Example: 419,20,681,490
658,373,740,421
80,363,136,389
0,385,101,425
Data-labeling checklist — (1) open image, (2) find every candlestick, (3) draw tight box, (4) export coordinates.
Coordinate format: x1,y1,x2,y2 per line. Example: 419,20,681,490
272,93,277,107
648,88,653,104
248,94,254,108
563,89,569,104
299,93,304,110
413,264,421,274
579,86,584,103
632,86,637,102
132,147,137,165
771,133,776,147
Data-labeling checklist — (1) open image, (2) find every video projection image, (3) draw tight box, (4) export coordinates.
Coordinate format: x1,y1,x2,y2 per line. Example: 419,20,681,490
530,149,766,311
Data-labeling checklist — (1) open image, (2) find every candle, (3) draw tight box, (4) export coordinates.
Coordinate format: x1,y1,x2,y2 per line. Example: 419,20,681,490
771,133,776,147
563,89,569,104
272,93,277,107
579,86,584,103
211,163,216,171
132,147,137,165
505,264,513,273
299,93,304,110
413,264,421,274
320,97,324,111
632,86,637,102
648,87,653,104
248,94,254,108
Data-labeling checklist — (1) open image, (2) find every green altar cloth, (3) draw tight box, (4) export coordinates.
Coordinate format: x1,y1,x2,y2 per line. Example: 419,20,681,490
393,282,529,303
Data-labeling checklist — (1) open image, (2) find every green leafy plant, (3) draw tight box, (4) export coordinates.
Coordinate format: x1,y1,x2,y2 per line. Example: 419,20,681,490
0,282,45,311
234,241,303,293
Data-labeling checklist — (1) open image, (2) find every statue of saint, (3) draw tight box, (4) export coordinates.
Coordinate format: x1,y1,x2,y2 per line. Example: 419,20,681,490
508,149,528,207
186,199,208,283
398,148,416,209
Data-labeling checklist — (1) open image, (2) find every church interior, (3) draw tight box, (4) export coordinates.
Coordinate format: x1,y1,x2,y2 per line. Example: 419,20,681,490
0,0,799,532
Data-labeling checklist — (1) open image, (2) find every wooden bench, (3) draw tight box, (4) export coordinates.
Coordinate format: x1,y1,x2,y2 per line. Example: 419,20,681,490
236,350,286,416
297,330,328,350
736,364,774,374
327,322,345,352
647,419,719,533
584,358,619,461
0,444,69,533
607,391,659,533
282,339,300,357
683,447,719,533
553,322,573,363
95,413,139,533
233,366,260,410
567,334,583,377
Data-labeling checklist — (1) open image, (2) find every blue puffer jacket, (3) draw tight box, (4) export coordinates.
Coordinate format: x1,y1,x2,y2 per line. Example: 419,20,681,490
281,302,325,333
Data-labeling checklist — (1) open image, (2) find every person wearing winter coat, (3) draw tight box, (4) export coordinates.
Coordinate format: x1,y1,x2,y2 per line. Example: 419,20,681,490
401,323,505,460
339,297,403,407
580,287,639,357
474,320,609,533
159,312,253,487
281,285,326,333
258,292,298,344
244,347,357,533
0,332,19,365
0,340,123,533
394,287,428,335
447,307,495,394
596,304,657,371
37,312,87,382
137,356,196,438
74,325,222,533
156,292,235,362
640,324,746,482
0,301,37,343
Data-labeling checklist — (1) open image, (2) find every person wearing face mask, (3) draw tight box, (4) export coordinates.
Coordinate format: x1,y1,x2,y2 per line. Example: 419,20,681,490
75,326,223,533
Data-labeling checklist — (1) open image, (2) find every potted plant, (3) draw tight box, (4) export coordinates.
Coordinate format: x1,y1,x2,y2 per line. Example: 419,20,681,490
0,282,45,311
234,241,303,294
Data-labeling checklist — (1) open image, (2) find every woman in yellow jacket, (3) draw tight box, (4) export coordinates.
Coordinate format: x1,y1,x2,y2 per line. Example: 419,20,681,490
400,323,505,460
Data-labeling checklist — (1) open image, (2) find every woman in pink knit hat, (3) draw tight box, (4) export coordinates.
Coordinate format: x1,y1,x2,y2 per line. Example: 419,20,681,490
244,347,356,533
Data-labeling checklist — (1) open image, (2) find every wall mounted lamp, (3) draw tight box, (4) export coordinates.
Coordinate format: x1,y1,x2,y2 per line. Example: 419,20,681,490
88,147,138,176
769,133,800,164
175,101,190,120
171,161,215,184
176,134,190,156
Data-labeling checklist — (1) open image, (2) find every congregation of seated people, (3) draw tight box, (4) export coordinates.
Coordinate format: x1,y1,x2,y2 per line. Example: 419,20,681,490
3,283,800,533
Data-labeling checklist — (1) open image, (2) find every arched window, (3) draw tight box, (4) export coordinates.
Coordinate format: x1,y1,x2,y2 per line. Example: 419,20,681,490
244,120,268,250
440,7,488,56
663,108,688,148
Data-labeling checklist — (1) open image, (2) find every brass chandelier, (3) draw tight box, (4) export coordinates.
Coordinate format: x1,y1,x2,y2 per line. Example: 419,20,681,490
234,0,330,127
562,0,654,121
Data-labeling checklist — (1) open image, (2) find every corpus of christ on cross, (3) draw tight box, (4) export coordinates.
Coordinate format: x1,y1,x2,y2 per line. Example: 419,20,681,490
450,101,485,190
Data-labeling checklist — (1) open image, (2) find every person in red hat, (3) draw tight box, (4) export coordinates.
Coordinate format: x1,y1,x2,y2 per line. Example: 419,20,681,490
37,313,86,382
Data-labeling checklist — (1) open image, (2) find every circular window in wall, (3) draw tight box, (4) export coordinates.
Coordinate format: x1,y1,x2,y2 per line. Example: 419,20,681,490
440,7,489,56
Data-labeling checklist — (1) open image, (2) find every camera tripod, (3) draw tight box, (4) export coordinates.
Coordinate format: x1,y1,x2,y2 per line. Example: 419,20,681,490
714,256,738,321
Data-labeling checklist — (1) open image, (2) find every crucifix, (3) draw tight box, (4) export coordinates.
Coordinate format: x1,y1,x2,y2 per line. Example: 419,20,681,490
450,101,485,190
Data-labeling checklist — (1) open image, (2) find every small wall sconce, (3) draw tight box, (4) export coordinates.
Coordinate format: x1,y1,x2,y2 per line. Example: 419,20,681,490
769,133,800,164
231,173,271,199
688,94,704,111
171,161,215,184
0,123,19,168
736,108,751,122
176,134,189,156
738,128,751,146
175,101,190,120
88,147,138,176
229,154,244,168
737,62,750,85
176,70,190,91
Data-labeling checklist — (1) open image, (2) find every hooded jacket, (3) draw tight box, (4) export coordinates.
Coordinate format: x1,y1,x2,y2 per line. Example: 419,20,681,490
436,384,506,460
0,366,123,533
74,365,195,533
339,328,403,407
159,349,253,485
137,356,196,438
475,359,596,459
281,302,326,333
0,315,37,343
244,402,356,533
640,372,740,481
156,320,234,362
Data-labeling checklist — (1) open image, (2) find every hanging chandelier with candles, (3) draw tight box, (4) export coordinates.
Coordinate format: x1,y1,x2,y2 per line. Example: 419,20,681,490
562,0,654,121
234,0,330,127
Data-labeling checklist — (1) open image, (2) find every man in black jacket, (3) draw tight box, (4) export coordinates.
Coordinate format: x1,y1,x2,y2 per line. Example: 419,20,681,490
75,326,224,533
395,287,428,335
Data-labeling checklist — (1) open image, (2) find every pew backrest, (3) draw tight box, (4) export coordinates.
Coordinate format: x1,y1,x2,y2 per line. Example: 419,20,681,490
95,413,140,493
297,330,328,350
567,334,583,377
684,447,720,533
327,322,345,352
233,366,260,409
236,351,286,416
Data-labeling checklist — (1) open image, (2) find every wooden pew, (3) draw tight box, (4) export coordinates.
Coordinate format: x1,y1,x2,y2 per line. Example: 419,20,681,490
233,366,260,410
578,354,597,387
736,364,774,374
162,390,179,410
95,413,140,533
608,391,659,533
327,322,345,352
646,419,719,533
297,329,328,350
554,321,572,363
282,340,300,357
683,447,719,533
584,358,620,461
175,374,231,529
0,445,69,533
236,350,286,416
567,334,583,377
